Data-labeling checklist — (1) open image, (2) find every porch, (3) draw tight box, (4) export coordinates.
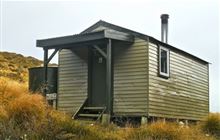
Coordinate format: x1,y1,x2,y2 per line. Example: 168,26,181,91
36,30,134,122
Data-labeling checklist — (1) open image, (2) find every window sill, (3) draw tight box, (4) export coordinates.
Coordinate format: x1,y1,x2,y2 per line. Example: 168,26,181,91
159,72,170,79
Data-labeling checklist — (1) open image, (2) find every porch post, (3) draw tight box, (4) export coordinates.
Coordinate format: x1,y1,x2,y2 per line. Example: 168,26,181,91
106,39,112,119
43,48,48,96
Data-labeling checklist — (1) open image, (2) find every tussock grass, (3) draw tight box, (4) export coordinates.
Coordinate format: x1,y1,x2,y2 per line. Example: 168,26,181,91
0,77,218,140
0,77,119,140
124,121,215,140
201,113,220,138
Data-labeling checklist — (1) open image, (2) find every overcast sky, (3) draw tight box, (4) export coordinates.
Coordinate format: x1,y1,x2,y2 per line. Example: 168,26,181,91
0,0,219,112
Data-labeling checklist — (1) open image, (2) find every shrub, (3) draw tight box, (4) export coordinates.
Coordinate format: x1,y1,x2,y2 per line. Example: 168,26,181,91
201,113,220,138
7,94,47,129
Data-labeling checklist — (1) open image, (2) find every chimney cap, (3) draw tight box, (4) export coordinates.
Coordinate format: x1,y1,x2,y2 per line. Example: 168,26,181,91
160,14,169,19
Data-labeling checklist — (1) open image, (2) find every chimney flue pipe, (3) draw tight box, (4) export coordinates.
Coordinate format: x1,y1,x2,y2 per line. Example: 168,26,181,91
161,14,169,43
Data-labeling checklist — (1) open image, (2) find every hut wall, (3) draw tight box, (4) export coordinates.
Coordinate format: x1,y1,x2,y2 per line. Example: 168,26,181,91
148,42,209,120
57,49,88,113
113,38,149,116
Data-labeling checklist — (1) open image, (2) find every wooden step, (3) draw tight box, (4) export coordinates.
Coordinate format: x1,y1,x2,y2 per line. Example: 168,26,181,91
77,119,96,124
83,107,106,110
78,114,100,117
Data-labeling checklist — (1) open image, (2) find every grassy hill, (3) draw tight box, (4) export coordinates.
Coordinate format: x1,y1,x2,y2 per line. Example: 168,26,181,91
0,51,42,82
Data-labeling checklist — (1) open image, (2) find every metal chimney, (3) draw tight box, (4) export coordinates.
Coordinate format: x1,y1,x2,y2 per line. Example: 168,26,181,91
160,14,169,43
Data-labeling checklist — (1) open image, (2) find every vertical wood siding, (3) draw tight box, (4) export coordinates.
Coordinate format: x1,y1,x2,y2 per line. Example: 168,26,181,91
58,49,88,113
148,43,209,120
113,38,148,116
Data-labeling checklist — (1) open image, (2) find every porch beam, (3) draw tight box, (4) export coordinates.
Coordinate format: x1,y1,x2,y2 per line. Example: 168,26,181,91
106,39,112,117
93,45,107,58
37,30,134,48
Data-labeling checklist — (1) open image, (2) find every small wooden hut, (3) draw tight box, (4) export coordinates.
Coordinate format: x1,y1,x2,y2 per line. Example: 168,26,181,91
36,16,209,123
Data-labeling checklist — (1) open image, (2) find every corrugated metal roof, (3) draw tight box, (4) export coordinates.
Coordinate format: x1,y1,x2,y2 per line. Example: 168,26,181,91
82,20,209,64
36,20,208,64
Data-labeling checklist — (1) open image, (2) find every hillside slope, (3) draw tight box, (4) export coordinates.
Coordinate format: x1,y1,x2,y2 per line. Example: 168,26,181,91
0,51,42,82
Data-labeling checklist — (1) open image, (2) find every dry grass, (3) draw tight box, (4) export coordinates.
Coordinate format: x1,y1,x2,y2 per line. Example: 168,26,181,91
0,77,218,140
124,121,216,140
0,77,108,139
201,113,220,138
0,77,46,139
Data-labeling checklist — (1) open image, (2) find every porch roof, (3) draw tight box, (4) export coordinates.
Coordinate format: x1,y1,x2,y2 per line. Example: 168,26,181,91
36,30,134,49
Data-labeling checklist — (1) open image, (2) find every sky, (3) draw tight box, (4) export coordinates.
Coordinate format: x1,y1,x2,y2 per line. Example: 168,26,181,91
0,0,219,112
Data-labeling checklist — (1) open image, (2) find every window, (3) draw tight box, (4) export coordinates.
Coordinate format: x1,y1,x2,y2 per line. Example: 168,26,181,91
159,46,170,78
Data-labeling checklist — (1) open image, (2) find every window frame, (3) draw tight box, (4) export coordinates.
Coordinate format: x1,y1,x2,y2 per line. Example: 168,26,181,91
159,46,170,78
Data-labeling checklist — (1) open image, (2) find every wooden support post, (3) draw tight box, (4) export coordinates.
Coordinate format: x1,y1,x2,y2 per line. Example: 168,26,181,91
176,118,179,123
152,117,155,123
141,116,148,125
102,114,111,125
106,39,112,121
53,100,56,109
185,120,189,126
163,118,166,123
88,47,92,105
43,48,48,96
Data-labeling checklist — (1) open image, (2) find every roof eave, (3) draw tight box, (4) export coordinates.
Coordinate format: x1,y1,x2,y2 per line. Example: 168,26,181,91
148,37,209,64
36,30,134,49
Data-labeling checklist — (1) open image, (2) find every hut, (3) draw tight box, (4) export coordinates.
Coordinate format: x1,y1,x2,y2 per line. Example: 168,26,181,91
36,14,209,123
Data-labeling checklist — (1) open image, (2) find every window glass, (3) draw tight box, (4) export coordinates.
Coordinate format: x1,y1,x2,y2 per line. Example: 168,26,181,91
161,50,167,73
159,46,169,77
